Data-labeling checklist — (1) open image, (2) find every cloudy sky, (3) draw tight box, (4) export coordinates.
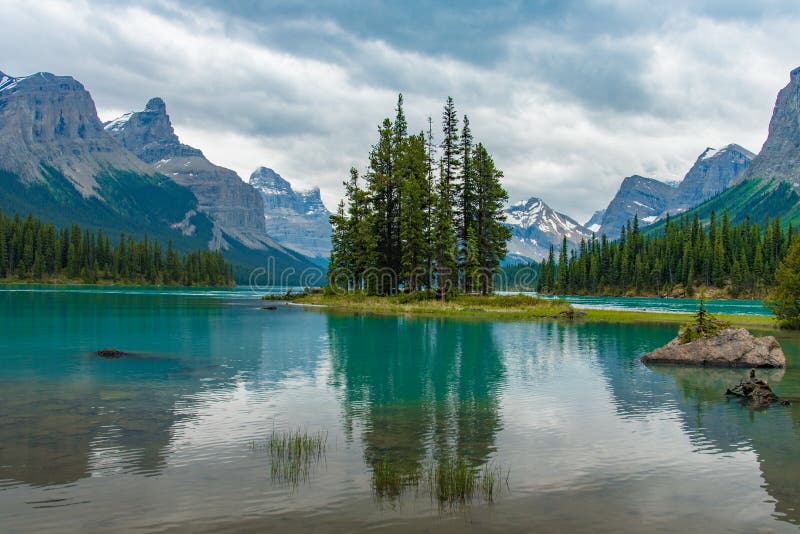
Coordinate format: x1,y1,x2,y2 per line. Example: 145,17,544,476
2,0,799,222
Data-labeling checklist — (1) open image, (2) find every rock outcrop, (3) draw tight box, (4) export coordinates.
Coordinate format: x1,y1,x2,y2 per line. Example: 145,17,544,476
504,197,593,260
735,67,800,188
249,166,332,263
105,98,277,252
641,328,786,368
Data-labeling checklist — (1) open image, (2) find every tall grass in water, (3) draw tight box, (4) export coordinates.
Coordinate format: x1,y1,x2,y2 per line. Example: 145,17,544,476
252,429,327,487
371,455,509,506
371,459,421,498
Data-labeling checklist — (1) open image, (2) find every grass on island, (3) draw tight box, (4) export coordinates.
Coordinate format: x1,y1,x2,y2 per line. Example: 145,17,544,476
264,288,779,329
266,290,574,320
580,309,778,329
251,429,328,487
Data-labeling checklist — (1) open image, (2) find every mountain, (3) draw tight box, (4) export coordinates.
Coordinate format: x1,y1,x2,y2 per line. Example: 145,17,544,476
504,197,593,260
646,67,800,233
104,98,320,279
0,69,318,282
106,98,270,250
597,175,675,237
660,144,754,217
735,67,800,187
249,166,332,265
584,209,605,233
0,70,216,247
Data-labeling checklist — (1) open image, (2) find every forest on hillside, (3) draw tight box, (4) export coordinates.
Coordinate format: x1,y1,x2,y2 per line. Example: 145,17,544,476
0,210,234,286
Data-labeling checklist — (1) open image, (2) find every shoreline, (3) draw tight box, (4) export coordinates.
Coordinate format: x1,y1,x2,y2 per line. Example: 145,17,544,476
281,293,779,329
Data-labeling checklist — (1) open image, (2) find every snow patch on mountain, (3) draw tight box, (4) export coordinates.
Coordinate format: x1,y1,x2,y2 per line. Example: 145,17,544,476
504,197,593,260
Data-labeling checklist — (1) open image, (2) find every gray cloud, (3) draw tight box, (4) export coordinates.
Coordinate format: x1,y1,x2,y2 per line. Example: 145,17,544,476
1,0,799,223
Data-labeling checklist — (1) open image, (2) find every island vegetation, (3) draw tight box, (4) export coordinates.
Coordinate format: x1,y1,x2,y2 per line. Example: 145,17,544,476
276,290,574,320
328,95,511,298
0,210,234,286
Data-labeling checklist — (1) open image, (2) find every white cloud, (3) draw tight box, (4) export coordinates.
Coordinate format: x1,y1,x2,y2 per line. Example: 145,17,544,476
1,0,799,222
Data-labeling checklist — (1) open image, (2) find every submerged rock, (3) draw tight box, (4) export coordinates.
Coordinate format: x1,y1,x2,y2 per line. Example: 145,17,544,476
726,369,783,408
641,328,785,368
96,348,128,358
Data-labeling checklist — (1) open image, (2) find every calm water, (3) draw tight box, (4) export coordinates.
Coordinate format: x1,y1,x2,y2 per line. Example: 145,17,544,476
1,288,800,533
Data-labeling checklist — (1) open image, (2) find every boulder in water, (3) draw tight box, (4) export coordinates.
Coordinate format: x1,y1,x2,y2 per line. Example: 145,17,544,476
96,348,127,358
641,328,785,368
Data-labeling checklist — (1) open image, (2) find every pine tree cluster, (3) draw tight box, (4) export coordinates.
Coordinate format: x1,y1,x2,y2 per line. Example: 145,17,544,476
329,95,511,297
537,211,793,297
0,211,234,286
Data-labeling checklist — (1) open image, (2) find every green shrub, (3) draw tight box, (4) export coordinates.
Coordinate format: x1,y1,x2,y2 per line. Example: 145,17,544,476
678,295,730,343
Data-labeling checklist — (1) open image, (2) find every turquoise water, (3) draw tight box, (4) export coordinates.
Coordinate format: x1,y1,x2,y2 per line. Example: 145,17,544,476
1,287,799,532
534,293,773,316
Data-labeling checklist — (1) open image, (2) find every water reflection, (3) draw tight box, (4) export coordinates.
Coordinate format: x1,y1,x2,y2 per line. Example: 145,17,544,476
587,320,800,527
641,364,800,525
327,315,505,499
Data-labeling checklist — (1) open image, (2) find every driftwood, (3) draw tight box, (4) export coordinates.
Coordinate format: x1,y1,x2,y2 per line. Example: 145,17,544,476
726,369,787,408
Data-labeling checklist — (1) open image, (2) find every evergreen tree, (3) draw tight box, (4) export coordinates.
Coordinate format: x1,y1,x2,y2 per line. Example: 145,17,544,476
557,236,569,293
399,134,429,291
768,238,800,329
440,97,461,212
367,117,400,293
432,161,458,299
471,143,510,294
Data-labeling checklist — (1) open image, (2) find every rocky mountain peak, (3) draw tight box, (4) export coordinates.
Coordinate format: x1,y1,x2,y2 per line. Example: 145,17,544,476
105,98,200,163
598,175,674,236
249,166,332,262
657,143,753,219
735,67,800,187
145,97,167,114
249,166,293,195
106,97,278,251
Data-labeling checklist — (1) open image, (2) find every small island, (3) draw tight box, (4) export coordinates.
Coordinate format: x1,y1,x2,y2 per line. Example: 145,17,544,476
641,298,786,368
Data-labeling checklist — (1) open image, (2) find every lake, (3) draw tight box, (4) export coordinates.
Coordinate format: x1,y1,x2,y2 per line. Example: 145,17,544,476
2,287,800,532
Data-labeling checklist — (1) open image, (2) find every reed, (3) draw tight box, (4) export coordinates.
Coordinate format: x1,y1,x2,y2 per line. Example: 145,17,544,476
253,429,328,486
370,455,509,506
371,459,421,498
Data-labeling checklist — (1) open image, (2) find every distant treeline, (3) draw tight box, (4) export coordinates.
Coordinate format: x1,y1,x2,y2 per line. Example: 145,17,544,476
537,211,794,297
0,211,234,286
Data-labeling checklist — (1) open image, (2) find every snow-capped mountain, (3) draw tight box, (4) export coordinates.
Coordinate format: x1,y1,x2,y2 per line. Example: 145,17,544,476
249,166,332,264
504,197,594,260
596,175,676,237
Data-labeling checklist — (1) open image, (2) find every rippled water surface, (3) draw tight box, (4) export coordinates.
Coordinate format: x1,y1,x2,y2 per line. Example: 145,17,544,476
1,288,799,532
